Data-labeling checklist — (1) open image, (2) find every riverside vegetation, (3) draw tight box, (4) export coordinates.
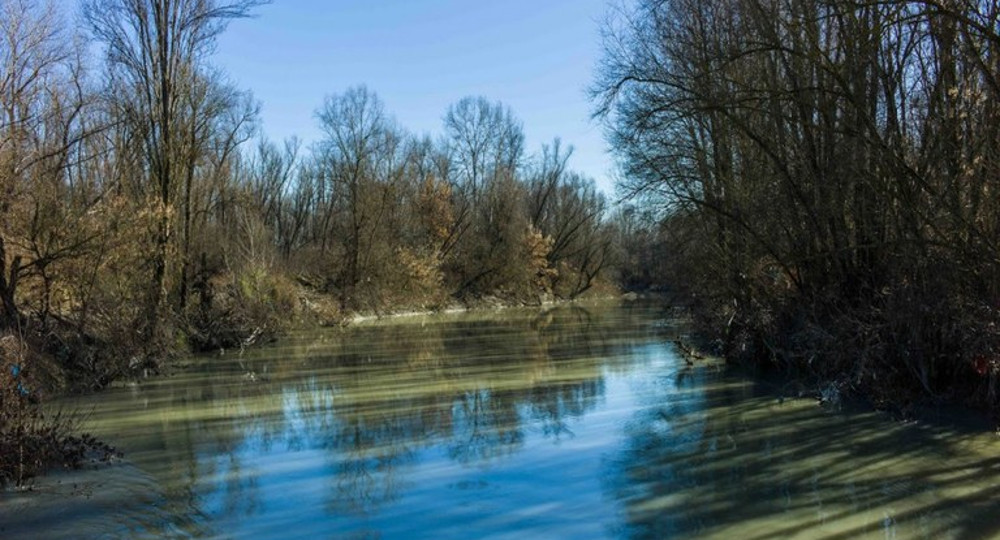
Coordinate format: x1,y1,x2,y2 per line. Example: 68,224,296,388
0,0,628,486
4,0,1000,487
593,0,1000,414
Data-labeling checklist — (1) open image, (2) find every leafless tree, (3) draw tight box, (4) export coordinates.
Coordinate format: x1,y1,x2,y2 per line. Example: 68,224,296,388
0,0,104,329
314,86,406,307
595,0,1000,406
83,0,265,341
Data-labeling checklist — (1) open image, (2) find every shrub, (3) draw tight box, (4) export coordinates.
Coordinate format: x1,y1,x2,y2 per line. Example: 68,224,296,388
0,333,118,487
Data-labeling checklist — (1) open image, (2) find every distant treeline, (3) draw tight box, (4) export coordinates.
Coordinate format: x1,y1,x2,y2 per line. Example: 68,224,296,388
595,0,1000,412
0,0,657,393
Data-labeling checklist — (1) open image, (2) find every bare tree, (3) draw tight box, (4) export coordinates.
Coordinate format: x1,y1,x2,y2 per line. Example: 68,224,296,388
84,0,265,342
595,0,1000,406
526,141,612,297
0,0,103,329
314,86,406,307
444,96,524,201
246,136,302,259
442,96,532,297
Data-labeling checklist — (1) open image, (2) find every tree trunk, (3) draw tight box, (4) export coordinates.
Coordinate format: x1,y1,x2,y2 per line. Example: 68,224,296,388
0,236,22,329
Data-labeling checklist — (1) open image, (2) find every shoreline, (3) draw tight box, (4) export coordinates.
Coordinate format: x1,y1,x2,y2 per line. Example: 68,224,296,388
339,291,647,325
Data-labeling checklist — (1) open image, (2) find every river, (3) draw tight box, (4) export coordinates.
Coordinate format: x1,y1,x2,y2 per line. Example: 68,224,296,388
1,301,999,538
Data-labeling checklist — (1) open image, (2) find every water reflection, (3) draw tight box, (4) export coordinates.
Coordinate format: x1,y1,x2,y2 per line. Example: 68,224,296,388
2,302,1000,539
608,365,1000,539
16,304,641,538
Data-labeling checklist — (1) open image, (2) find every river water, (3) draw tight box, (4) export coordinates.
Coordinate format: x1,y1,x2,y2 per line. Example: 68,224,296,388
2,301,999,539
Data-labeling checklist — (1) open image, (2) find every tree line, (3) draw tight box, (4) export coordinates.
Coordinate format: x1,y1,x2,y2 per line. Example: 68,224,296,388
0,0,620,391
595,0,1000,411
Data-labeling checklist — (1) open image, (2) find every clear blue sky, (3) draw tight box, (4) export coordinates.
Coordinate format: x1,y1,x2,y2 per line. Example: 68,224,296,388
212,0,615,193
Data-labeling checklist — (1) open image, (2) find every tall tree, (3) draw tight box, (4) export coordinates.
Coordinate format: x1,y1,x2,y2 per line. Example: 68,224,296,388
314,86,405,307
443,96,528,296
0,0,98,329
84,0,264,342
594,0,1000,401
527,141,612,297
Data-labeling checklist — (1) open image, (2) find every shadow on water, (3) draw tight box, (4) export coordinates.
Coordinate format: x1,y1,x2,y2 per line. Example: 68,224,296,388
606,364,1000,540
3,301,999,539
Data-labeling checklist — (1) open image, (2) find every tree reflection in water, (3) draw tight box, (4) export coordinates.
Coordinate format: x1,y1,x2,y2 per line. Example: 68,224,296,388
11,302,995,539
111,303,636,535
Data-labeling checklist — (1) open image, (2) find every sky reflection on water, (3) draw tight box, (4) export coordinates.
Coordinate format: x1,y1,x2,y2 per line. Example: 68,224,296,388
3,302,1000,539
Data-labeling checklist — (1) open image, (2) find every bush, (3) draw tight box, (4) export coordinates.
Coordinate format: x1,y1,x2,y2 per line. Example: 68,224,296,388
0,333,118,487
187,264,300,351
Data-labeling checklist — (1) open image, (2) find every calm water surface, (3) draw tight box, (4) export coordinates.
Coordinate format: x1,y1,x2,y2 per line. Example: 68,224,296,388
2,302,1000,539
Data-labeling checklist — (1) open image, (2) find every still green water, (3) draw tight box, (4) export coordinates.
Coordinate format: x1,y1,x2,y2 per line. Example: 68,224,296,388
2,302,1000,539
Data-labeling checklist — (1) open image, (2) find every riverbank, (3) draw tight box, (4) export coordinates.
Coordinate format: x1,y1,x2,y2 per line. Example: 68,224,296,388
0,283,624,487
343,288,628,325
0,332,121,488
670,289,1000,428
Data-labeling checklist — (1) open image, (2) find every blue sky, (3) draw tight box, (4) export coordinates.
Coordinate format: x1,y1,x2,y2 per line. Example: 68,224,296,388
212,0,615,193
